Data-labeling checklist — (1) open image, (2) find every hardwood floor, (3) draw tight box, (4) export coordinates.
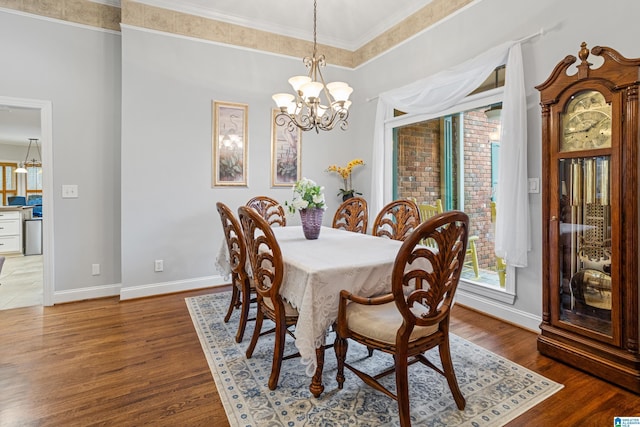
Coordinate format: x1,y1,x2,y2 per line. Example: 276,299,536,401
0,286,638,426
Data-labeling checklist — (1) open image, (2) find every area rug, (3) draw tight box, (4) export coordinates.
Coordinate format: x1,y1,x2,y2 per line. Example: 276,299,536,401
186,292,562,427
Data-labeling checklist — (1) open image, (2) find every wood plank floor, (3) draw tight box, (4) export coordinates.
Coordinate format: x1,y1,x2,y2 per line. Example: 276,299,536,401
1,286,638,426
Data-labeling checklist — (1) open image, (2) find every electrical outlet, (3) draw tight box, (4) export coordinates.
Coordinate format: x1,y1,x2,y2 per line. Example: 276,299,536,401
62,184,79,198
92,263,100,276
154,259,164,272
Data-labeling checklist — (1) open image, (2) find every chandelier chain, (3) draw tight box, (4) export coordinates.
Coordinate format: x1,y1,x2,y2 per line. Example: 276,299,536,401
312,0,317,59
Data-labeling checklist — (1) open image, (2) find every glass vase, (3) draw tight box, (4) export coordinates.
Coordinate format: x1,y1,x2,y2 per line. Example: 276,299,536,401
299,208,324,240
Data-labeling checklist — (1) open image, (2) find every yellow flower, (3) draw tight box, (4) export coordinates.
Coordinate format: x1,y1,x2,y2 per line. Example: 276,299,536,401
325,158,365,197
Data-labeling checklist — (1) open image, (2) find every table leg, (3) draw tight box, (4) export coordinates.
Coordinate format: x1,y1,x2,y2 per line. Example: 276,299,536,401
309,345,325,397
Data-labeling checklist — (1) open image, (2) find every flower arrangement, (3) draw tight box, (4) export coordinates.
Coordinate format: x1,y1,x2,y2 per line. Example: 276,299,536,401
326,158,365,198
285,177,327,214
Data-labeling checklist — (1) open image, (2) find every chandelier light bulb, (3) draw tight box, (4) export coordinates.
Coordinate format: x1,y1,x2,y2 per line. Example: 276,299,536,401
300,81,323,100
288,76,311,93
316,104,328,117
328,85,353,103
273,93,295,108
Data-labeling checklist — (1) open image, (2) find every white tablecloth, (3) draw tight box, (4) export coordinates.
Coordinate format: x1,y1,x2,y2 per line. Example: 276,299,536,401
273,226,404,375
215,225,404,376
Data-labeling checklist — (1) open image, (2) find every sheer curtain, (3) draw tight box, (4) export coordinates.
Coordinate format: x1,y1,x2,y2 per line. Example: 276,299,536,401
371,40,530,267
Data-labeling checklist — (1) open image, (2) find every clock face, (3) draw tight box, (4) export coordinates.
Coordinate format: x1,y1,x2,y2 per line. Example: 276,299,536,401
561,90,612,152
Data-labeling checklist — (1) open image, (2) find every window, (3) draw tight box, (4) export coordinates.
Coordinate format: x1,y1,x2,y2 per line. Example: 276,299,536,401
393,105,505,291
384,67,516,303
0,162,18,205
26,165,42,198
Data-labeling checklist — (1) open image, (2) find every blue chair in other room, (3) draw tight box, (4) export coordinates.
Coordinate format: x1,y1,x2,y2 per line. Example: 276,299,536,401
8,196,26,206
27,195,42,217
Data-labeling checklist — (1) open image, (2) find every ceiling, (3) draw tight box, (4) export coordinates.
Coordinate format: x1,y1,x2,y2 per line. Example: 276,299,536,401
0,106,40,147
1,0,436,145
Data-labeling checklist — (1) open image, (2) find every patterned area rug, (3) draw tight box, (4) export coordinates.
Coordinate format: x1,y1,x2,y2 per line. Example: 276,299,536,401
186,292,562,427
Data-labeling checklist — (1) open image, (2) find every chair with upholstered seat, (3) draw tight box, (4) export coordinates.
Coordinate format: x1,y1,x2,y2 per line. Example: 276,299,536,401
334,211,469,427
332,197,368,234
216,202,255,343
372,199,420,241
238,205,299,390
246,196,287,227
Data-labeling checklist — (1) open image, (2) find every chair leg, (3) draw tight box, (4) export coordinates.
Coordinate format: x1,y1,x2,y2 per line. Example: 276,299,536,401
497,257,506,288
469,238,480,279
394,354,412,427
224,284,239,323
245,306,263,359
439,337,466,410
268,313,287,390
235,285,251,343
334,334,348,389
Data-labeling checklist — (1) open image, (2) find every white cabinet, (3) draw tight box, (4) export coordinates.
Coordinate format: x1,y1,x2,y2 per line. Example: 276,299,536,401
0,211,23,254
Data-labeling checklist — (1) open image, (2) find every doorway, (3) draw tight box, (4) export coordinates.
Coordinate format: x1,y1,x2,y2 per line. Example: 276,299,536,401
0,96,53,308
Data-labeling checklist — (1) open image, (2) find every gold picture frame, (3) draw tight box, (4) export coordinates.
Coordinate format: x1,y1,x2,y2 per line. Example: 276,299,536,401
212,101,248,186
271,109,301,187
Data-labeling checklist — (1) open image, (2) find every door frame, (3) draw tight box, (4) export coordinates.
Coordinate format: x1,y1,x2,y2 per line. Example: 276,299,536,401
0,95,54,306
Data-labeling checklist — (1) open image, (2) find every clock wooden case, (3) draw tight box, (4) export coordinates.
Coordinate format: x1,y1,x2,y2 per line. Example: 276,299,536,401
536,43,640,393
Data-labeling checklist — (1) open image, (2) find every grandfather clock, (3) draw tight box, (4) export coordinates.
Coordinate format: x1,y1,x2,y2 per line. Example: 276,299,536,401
536,43,640,393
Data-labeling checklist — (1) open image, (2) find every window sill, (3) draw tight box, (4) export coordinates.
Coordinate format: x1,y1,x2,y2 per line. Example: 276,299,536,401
458,278,516,305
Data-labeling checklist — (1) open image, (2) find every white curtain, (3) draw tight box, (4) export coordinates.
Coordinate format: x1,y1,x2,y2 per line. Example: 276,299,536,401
371,40,530,267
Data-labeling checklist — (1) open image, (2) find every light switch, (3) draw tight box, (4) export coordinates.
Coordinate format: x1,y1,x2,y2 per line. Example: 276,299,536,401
528,178,540,194
62,184,78,198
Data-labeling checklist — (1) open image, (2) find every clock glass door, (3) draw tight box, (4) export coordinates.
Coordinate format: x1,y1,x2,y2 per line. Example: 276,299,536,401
557,156,612,337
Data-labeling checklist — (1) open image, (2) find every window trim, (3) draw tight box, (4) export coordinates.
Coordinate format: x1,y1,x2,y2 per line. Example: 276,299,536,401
384,86,516,304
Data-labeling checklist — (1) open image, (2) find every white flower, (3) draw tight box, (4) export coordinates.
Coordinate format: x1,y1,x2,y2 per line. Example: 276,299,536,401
285,177,327,214
293,199,309,210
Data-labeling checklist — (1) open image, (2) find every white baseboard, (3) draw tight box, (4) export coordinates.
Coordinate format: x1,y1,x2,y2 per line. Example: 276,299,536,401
455,289,542,333
52,275,229,304
53,283,121,304
119,275,229,300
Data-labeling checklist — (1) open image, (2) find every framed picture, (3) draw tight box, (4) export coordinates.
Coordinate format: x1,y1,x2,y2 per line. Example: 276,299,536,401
212,101,248,186
271,108,301,187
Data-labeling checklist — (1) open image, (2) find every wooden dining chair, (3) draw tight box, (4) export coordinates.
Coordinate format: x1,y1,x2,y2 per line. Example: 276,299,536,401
216,202,255,343
246,196,287,227
237,205,299,390
334,211,469,427
372,199,420,241
331,196,368,233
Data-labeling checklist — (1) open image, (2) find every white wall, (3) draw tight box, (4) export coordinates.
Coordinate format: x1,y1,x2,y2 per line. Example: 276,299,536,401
0,144,28,162
119,27,355,297
0,10,122,297
350,0,640,327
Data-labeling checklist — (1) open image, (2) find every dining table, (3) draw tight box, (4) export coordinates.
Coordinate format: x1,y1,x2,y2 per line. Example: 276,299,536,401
216,224,406,397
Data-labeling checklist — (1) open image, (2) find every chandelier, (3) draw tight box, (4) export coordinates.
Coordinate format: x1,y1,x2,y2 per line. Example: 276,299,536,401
15,138,42,174
272,0,353,133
